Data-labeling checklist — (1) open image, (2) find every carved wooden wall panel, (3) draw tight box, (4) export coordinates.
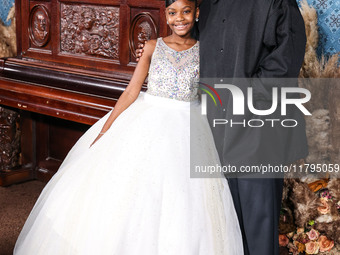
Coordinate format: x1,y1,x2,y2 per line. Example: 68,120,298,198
17,0,167,75
60,4,120,59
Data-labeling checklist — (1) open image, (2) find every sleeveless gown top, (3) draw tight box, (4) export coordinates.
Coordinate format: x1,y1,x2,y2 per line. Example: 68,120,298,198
146,38,199,102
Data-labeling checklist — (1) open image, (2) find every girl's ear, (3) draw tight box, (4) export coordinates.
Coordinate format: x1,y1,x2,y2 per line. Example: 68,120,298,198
195,7,200,20
165,9,169,24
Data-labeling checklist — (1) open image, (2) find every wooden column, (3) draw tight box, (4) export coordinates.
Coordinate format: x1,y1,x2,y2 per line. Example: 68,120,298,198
0,107,33,186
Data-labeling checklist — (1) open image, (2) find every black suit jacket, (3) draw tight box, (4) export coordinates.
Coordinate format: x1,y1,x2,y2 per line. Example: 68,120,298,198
198,0,308,172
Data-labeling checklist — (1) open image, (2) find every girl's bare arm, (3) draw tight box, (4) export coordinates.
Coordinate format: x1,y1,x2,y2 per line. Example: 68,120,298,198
91,40,156,146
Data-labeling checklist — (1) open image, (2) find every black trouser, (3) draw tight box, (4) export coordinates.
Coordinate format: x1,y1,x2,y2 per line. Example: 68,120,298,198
227,178,284,255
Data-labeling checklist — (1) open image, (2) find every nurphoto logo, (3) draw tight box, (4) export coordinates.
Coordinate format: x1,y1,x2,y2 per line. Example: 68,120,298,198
199,82,312,128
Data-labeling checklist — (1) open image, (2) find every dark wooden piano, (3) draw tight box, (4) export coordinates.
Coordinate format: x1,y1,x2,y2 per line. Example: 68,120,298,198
0,0,168,186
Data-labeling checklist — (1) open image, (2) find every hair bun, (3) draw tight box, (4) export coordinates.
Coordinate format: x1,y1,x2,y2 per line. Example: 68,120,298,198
165,0,197,8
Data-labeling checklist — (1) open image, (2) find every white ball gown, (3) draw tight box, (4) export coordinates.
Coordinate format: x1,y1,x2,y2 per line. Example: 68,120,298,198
14,38,244,255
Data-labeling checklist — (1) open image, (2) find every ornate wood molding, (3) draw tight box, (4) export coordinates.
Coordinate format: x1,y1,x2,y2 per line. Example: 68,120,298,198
29,5,51,47
129,12,158,58
0,107,21,172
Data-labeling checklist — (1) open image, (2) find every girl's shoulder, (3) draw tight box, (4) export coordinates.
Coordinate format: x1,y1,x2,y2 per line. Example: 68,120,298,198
145,39,157,50
145,39,157,48
142,39,157,58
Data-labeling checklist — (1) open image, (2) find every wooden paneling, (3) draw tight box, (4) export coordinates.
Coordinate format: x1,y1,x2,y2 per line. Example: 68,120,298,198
16,0,166,73
35,114,89,182
0,76,114,125
0,0,168,185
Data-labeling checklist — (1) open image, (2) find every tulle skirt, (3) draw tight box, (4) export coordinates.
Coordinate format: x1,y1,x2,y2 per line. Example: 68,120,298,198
14,93,243,255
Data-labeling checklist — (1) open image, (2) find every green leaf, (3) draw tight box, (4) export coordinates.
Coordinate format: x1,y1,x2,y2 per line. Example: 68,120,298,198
308,220,315,226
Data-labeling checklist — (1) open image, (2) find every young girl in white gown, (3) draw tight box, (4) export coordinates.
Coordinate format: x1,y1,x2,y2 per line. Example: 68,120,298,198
14,0,243,254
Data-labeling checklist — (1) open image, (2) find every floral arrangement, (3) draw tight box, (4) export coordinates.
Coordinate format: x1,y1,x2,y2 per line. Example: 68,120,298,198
279,179,340,255
279,1,340,254
279,228,335,254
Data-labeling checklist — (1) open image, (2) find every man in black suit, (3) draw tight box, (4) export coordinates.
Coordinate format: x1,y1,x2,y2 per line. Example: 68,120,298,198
198,0,308,254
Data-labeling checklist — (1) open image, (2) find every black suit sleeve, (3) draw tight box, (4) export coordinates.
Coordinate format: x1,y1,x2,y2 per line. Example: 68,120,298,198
252,0,306,101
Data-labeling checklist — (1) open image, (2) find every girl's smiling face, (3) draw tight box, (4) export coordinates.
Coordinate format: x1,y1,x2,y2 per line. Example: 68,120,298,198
166,0,199,38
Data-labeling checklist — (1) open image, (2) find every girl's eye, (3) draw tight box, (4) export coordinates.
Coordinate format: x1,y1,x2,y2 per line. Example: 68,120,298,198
183,10,191,14
169,12,176,15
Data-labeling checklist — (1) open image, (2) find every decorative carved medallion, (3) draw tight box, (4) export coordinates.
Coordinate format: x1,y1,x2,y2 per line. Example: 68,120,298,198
0,107,21,171
29,5,50,47
129,13,157,58
61,4,120,59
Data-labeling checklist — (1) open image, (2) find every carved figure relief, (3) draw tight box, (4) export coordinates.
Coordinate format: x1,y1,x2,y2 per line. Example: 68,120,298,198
61,4,119,59
137,22,153,43
129,13,158,58
29,5,50,47
0,107,21,171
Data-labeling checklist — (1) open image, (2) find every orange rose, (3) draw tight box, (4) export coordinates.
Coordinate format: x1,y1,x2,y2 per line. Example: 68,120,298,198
317,199,330,215
279,234,289,247
319,235,334,252
305,241,319,254
294,241,305,253
307,229,319,241
297,227,305,234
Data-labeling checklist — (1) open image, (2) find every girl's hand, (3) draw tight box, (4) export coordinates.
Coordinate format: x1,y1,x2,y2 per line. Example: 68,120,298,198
90,133,104,147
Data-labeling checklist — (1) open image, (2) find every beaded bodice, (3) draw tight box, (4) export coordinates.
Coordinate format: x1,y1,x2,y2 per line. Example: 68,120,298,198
146,38,199,102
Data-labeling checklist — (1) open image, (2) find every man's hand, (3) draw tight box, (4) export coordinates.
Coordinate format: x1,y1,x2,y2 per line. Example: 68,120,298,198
135,41,147,62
